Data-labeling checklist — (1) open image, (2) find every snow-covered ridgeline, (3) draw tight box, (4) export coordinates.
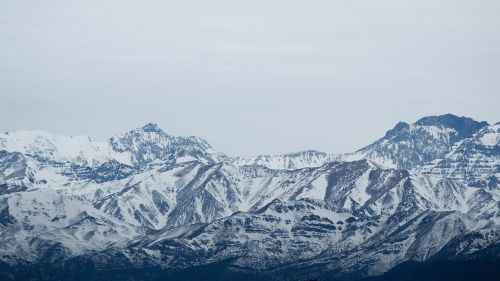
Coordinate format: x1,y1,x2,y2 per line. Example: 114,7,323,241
0,123,220,168
0,114,498,279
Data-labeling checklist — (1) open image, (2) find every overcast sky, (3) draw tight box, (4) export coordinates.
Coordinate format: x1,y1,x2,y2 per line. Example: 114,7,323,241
1,0,499,156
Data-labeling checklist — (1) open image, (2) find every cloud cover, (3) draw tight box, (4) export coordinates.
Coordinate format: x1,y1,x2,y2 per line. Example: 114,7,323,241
1,0,499,155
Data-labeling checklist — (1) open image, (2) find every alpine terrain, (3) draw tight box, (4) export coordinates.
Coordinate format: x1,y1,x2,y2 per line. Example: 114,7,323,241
0,114,498,281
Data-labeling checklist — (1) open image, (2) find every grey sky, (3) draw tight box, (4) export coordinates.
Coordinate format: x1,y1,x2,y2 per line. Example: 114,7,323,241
1,0,499,156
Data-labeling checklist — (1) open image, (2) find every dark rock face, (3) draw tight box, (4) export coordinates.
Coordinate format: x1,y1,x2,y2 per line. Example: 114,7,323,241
384,121,410,138
415,114,489,139
90,160,136,183
0,150,31,182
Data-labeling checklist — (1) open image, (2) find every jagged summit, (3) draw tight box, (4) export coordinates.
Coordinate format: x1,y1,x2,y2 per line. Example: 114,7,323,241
354,114,492,169
140,122,163,133
383,114,489,140
383,121,410,137
108,123,219,166
415,113,489,138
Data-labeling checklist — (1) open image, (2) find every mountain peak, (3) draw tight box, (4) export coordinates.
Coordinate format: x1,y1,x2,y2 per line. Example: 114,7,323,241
141,122,163,133
356,114,492,170
415,114,489,138
384,121,410,137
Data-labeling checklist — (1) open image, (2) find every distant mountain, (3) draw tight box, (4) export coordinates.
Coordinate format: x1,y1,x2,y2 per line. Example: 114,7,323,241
0,129,117,166
108,123,220,166
230,150,342,170
0,114,498,281
229,114,491,171
354,114,490,169
0,123,220,168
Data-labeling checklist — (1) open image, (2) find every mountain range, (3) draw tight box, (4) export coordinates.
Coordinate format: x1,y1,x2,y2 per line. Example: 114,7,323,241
0,114,498,281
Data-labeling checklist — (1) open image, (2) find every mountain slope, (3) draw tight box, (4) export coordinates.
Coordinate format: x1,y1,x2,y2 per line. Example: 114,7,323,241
419,123,499,188
0,114,498,281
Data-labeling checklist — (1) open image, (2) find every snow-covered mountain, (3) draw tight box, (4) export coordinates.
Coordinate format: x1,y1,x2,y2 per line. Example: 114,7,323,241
0,130,118,166
229,114,490,171
230,150,343,170
108,123,221,166
0,114,498,281
353,114,490,169
0,123,220,168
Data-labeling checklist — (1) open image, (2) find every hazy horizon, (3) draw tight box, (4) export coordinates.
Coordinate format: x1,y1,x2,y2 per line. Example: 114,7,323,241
1,0,499,155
